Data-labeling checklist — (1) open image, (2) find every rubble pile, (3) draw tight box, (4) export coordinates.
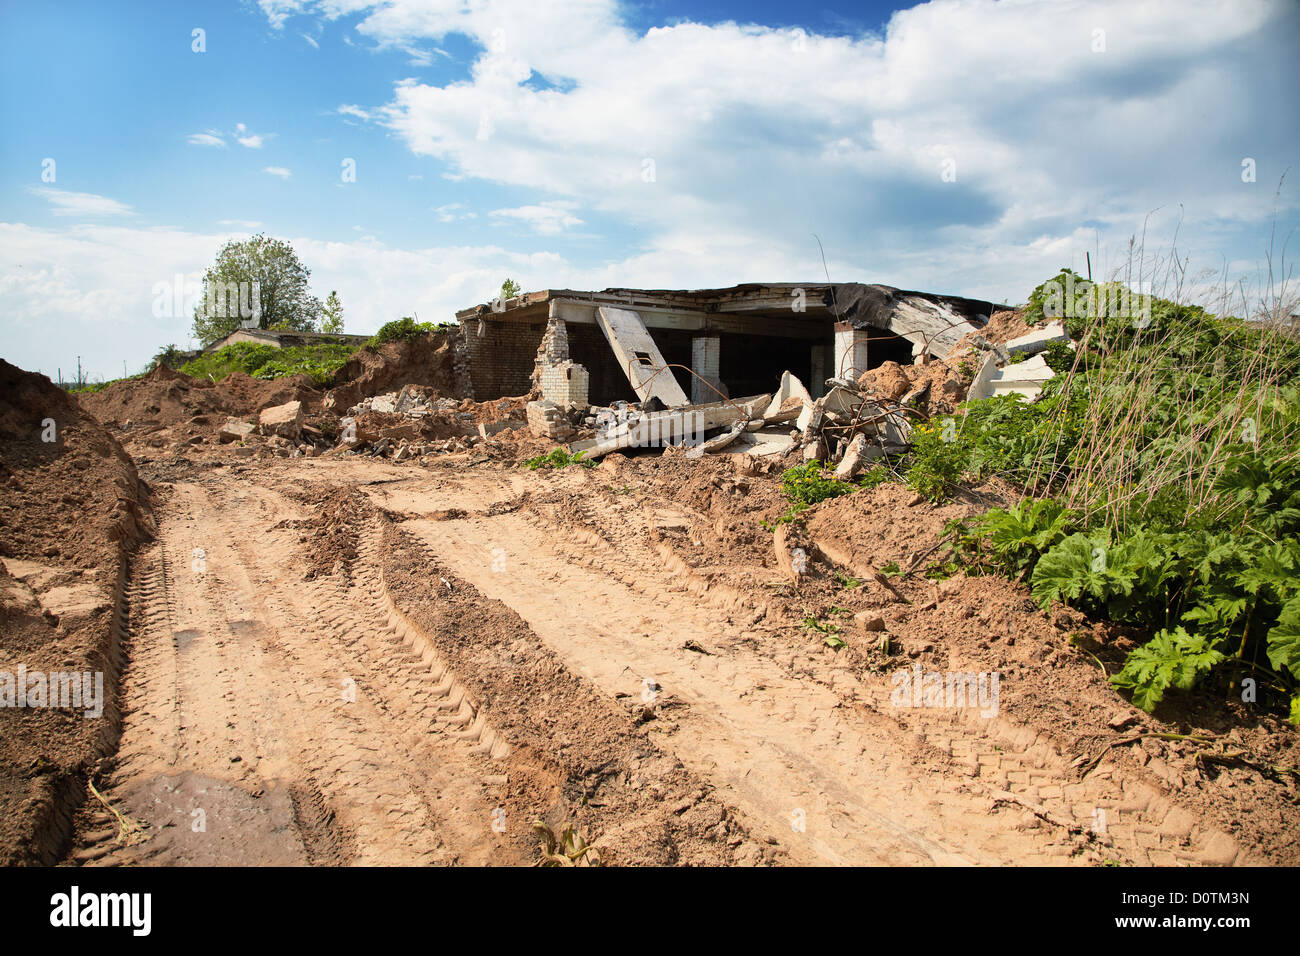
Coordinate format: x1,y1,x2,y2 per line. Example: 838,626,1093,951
326,385,528,460
548,309,1073,474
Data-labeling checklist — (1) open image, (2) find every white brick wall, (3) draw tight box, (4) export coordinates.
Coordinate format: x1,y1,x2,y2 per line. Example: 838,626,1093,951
539,360,589,408
691,335,721,404
833,325,872,379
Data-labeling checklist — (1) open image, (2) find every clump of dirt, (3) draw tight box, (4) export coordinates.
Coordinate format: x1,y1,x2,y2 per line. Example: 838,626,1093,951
0,359,154,865
854,308,1037,416
276,483,375,583
323,332,460,413
856,359,971,416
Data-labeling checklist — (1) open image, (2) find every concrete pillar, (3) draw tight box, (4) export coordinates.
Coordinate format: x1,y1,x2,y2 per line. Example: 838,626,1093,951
691,334,721,404
833,322,872,380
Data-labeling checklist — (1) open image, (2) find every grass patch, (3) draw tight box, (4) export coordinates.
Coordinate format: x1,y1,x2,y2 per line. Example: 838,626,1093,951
524,448,594,470
180,341,358,386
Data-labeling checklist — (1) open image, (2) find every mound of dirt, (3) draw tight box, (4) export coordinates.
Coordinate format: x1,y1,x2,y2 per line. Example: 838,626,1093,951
853,308,1036,417
953,307,1034,352
323,332,460,413
0,359,154,865
856,359,971,416
79,364,320,431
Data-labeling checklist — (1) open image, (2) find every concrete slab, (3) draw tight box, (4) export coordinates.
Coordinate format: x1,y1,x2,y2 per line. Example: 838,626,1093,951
596,306,691,407
1006,321,1070,355
573,394,770,458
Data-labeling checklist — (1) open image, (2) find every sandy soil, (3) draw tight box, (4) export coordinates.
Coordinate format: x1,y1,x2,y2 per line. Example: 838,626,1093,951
4,348,1295,867
56,444,1294,867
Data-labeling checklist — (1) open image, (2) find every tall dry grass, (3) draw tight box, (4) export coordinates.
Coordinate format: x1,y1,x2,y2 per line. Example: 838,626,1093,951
1025,223,1300,534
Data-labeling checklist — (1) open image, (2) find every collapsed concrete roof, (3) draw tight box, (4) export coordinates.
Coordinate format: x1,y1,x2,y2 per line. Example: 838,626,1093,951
455,282,999,411
457,282,995,355
824,284,996,358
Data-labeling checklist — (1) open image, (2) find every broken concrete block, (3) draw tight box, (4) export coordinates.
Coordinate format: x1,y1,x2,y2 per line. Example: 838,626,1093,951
972,354,1057,401
370,393,397,414
218,419,255,443
966,353,1001,401
595,306,690,407
834,433,868,479
1006,321,1069,356
258,401,303,439
796,386,859,433
762,371,813,423
737,431,797,458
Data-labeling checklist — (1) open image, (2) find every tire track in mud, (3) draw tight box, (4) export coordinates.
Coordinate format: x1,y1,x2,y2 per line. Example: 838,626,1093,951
367,468,1248,866
534,505,1252,866
75,479,521,866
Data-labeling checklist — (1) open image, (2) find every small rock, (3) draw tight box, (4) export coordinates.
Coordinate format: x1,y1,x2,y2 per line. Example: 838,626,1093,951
854,611,886,632
1108,713,1140,731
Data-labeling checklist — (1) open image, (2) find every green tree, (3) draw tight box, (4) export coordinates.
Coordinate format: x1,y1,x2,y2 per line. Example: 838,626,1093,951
151,344,185,370
191,234,322,346
320,290,345,334
500,278,521,301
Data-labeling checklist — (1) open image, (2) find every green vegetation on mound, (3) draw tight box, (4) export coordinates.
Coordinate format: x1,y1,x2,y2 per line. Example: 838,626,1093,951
180,341,359,386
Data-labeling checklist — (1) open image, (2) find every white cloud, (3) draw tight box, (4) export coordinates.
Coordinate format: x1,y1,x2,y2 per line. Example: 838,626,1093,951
190,124,269,149
434,202,475,222
265,0,1296,301
27,187,133,218
338,103,373,122
489,201,582,235
262,166,292,179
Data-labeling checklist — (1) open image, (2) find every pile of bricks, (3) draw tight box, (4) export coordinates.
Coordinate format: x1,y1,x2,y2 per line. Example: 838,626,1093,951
526,400,577,440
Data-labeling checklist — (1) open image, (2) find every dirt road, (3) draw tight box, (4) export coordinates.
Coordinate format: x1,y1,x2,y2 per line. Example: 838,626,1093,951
69,455,1267,866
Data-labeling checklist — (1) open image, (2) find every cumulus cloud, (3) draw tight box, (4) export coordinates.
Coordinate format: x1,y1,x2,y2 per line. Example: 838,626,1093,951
259,0,1299,300
434,202,476,222
490,201,581,235
262,166,292,179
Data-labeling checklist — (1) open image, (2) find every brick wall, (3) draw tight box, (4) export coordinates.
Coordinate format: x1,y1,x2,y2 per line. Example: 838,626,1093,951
833,323,872,379
690,335,721,404
462,318,546,399
539,361,590,407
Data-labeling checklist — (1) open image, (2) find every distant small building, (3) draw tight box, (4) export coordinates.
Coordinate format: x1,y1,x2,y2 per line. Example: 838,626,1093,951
205,328,371,353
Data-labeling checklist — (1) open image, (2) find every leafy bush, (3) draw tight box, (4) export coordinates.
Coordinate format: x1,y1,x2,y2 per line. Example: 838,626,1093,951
780,461,858,506
524,448,593,470
368,317,443,346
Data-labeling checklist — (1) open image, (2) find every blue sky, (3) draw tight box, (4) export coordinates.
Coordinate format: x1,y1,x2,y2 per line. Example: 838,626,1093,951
1,0,1296,381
